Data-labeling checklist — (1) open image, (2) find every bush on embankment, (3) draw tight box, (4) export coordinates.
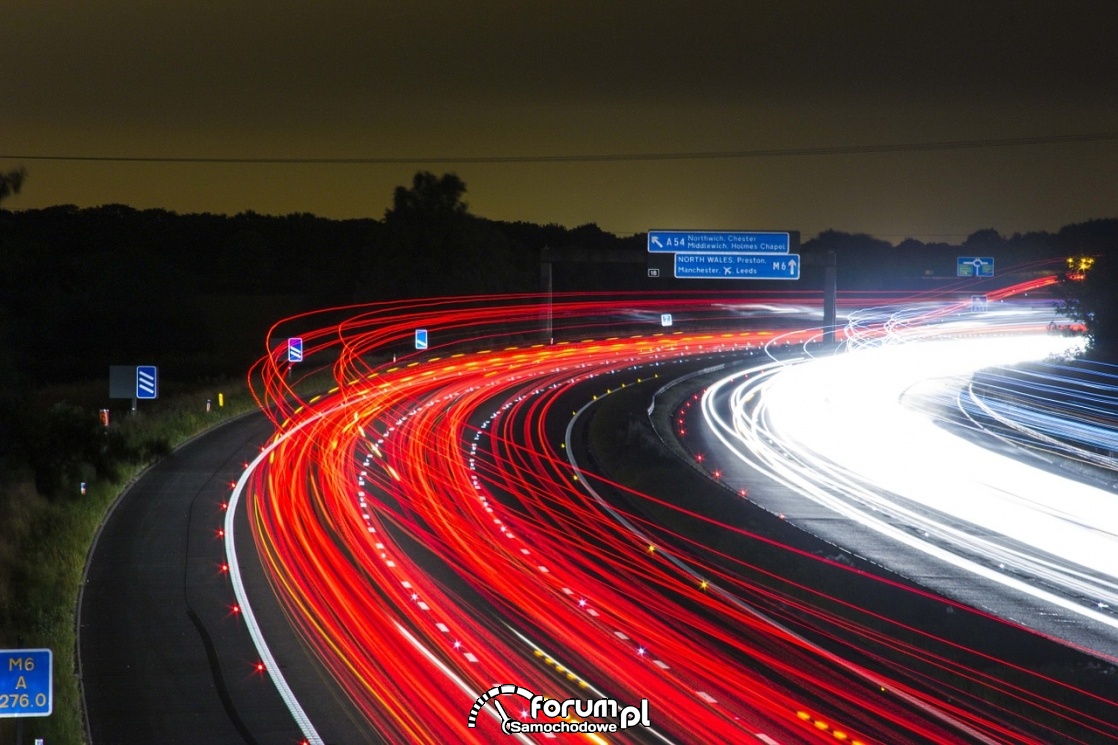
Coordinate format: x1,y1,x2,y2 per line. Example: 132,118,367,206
0,380,258,744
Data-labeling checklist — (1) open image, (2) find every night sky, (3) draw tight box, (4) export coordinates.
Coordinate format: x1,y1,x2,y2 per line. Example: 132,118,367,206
4,1,1117,241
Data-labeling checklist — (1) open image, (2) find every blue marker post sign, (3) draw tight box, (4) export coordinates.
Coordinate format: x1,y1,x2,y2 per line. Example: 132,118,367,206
0,649,52,717
287,337,304,364
675,253,801,280
136,365,158,400
415,329,429,350
648,230,791,254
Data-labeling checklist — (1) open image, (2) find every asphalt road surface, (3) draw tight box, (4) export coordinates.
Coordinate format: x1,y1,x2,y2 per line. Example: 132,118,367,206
78,412,355,745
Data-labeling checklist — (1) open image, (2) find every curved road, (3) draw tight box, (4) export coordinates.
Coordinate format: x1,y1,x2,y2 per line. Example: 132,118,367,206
78,412,363,744
79,289,1118,744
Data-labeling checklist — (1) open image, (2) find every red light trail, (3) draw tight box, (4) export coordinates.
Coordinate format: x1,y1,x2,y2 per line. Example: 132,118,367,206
225,286,1115,744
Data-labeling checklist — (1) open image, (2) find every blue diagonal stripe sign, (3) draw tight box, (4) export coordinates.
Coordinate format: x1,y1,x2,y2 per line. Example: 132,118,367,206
136,365,158,400
287,337,304,363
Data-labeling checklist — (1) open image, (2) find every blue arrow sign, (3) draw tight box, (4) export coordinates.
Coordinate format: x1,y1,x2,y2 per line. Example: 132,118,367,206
136,365,158,399
957,256,995,277
415,329,428,350
648,230,790,254
674,253,800,280
287,337,304,363
0,649,52,717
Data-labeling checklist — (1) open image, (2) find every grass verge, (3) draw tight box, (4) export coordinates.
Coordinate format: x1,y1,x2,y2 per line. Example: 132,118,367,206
0,380,260,744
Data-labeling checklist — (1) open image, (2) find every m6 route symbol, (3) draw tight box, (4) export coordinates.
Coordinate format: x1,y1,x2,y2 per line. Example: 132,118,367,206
0,649,52,717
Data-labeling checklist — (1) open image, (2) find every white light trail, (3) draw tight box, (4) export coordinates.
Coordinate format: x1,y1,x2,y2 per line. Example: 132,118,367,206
702,309,1118,634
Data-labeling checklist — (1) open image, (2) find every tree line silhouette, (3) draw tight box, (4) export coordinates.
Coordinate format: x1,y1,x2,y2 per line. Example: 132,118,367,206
0,169,1115,495
2,171,1115,386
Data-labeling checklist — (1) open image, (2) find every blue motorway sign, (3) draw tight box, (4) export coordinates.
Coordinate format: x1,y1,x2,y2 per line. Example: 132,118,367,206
675,253,800,280
287,337,304,363
957,256,994,277
136,365,158,400
415,329,428,350
0,649,52,717
648,230,790,254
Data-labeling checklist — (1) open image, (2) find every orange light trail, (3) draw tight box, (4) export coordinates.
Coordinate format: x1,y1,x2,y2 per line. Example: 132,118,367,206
230,286,1114,744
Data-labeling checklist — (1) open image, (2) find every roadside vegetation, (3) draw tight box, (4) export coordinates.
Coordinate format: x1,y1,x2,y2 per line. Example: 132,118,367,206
0,169,1114,740
0,380,257,743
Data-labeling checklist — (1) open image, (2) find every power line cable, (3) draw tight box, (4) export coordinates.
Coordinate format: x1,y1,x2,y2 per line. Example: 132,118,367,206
3,131,1117,165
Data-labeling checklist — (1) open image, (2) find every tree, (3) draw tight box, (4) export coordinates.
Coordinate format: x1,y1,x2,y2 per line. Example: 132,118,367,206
371,171,535,298
376,172,483,298
803,230,897,289
963,228,1004,249
1053,220,1118,360
384,171,468,223
0,168,27,205
1057,252,1118,360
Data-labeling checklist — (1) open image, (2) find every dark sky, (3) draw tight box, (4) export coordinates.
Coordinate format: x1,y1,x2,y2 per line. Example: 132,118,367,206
4,1,1117,240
